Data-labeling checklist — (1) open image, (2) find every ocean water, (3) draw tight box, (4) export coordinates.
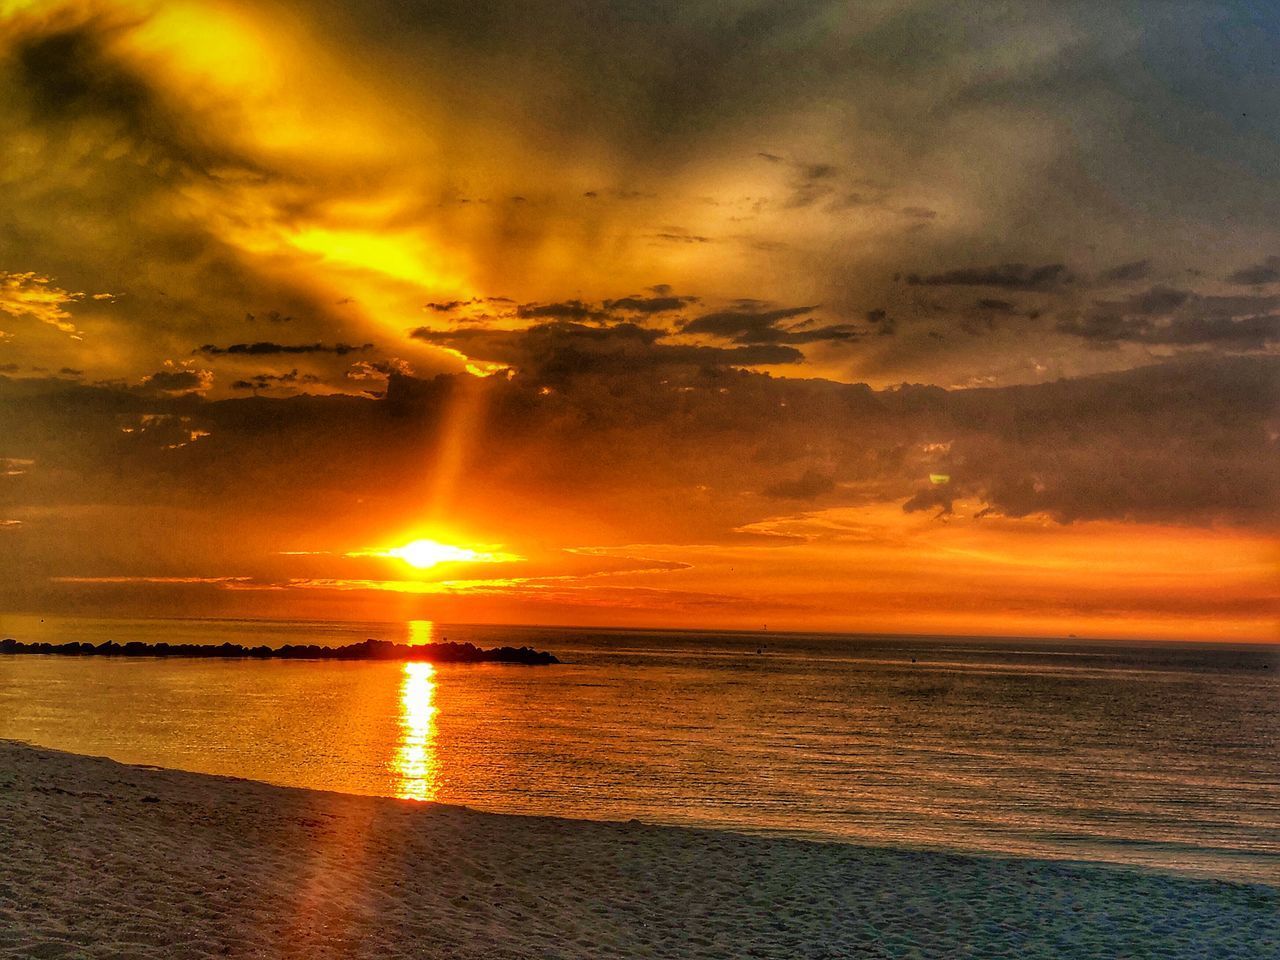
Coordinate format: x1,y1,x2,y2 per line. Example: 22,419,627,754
0,615,1276,884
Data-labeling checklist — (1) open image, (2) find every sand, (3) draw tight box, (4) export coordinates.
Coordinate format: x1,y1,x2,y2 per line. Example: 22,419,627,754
0,740,1275,959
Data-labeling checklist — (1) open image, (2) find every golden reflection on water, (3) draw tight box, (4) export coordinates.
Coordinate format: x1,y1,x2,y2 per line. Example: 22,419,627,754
393,661,438,801
407,619,436,645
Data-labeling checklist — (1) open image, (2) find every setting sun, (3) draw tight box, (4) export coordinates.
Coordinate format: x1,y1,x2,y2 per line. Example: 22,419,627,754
354,538,522,570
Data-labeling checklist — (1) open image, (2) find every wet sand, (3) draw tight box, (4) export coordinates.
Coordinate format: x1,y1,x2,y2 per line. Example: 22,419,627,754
0,739,1275,959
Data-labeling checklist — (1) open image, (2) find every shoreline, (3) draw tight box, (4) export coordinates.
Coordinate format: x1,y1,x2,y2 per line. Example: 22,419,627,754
2,740,1275,959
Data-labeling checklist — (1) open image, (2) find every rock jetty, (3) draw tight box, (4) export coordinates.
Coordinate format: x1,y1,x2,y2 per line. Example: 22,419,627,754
0,636,558,665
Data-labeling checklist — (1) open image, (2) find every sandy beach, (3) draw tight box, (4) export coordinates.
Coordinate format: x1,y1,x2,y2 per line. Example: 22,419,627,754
0,740,1274,959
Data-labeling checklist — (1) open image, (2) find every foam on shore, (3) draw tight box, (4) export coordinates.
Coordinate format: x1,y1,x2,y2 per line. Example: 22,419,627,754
0,740,1275,959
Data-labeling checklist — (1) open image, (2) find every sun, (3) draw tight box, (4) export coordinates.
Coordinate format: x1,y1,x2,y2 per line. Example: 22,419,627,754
389,539,487,569
350,538,522,570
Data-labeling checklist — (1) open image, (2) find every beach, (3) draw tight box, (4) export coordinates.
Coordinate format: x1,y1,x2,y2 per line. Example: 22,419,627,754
1,740,1274,959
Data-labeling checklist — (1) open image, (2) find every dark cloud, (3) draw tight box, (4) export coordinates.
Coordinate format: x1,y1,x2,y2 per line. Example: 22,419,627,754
139,367,212,396
1098,260,1152,284
603,296,699,314
682,306,861,345
1227,256,1280,285
116,412,212,450
229,370,322,391
902,485,953,516
907,264,1074,290
425,297,512,312
1059,313,1280,348
1110,286,1191,315
865,309,896,336
651,231,711,244
515,300,605,321
347,359,414,380
782,161,840,209
2,357,1272,554
410,321,803,377
10,23,258,182
1058,288,1280,348
195,343,374,356
934,358,1280,523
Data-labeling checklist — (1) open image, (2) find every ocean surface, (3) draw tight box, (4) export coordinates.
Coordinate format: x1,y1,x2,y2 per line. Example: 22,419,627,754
0,615,1276,884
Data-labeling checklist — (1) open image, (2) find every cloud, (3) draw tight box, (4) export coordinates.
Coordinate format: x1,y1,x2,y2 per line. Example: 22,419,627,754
1058,287,1280,348
139,364,213,396
603,296,699,314
682,306,861,345
230,369,323,391
864,309,896,336
781,161,840,209
410,321,803,376
5,353,1273,554
118,413,212,449
907,264,1075,290
346,358,414,381
1064,314,1280,347
2,1,1278,403
195,342,374,356
424,297,510,313
1109,286,1192,315
1098,260,1152,284
0,10,377,392
650,230,712,244
1227,256,1280,285
902,485,954,516
514,300,607,321
0,272,100,337
10,21,251,180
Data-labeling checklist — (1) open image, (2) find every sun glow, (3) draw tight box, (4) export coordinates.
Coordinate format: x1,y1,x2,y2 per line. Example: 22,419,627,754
351,538,522,570
287,227,463,291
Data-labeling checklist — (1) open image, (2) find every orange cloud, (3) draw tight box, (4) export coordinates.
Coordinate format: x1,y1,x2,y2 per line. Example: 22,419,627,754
0,272,104,338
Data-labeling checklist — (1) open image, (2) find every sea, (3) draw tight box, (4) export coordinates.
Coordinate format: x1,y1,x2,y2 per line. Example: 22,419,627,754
0,615,1276,884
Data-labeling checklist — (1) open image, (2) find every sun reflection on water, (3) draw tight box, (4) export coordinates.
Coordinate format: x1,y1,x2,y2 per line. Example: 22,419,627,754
407,619,436,646
393,661,438,801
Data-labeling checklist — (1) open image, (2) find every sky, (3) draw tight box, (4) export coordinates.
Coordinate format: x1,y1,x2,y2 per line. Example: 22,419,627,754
0,0,1276,640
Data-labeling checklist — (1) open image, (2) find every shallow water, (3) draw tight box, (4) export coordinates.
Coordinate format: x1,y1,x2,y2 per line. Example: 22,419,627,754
0,615,1276,883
